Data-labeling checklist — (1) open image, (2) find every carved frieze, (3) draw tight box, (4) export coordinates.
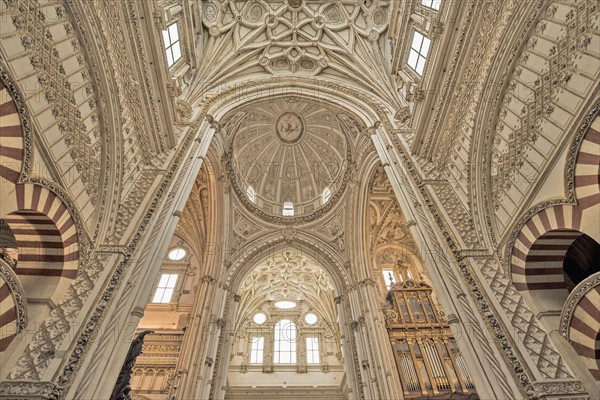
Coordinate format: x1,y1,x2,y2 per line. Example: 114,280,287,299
1,0,103,208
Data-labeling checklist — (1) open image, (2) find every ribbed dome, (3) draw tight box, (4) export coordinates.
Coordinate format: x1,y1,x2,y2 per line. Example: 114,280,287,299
226,97,356,220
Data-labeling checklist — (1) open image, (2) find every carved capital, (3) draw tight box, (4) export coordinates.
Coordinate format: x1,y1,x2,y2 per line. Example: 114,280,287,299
206,115,221,132
131,306,145,319
394,106,411,124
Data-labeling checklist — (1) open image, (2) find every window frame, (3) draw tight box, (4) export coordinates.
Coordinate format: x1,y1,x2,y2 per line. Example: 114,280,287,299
246,186,256,203
322,187,332,204
249,336,265,364
420,0,441,11
273,319,297,364
382,268,397,290
162,22,182,68
282,201,294,216
306,336,320,365
407,30,431,76
152,273,179,304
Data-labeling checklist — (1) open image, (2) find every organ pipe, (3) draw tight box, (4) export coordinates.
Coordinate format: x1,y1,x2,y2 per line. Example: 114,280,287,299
383,266,478,398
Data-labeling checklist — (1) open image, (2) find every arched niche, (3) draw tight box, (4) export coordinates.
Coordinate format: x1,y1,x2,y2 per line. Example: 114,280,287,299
207,236,361,400
226,247,346,397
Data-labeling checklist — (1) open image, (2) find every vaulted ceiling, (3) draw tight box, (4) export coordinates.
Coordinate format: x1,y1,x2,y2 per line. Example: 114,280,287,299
237,249,337,327
225,96,356,218
187,0,403,110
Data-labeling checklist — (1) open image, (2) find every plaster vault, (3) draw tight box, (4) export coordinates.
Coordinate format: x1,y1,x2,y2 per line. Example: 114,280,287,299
0,1,598,400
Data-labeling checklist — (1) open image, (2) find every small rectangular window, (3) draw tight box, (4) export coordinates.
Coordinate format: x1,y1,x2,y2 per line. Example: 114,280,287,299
250,336,264,364
274,319,297,364
246,186,255,203
283,202,294,217
306,337,319,364
382,269,397,290
421,0,441,11
322,188,332,204
407,31,431,76
152,273,178,303
162,22,182,67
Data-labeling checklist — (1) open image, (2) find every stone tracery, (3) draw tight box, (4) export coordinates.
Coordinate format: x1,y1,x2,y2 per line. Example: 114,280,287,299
0,0,598,399
191,0,403,111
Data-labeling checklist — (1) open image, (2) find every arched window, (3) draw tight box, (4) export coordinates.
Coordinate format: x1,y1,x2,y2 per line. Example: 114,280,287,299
246,186,255,203
282,201,294,216
322,187,332,204
274,319,296,363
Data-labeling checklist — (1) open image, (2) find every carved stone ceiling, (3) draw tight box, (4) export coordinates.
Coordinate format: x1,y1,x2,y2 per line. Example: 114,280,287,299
368,164,419,263
190,0,402,110
237,249,336,322
226,96,358,219
175,165,211,259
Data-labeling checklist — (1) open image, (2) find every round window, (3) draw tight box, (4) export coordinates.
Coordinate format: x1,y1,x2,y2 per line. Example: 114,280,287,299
304,313,318,325
168,248,186,261
274,300,297,309
253,312,266,324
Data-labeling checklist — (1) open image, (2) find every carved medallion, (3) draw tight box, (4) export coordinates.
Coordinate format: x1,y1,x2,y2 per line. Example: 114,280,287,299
275,112,304,144
288,0,303,9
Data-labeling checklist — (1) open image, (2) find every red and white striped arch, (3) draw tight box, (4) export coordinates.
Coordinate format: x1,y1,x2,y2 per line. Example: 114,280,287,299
3,184,79,279
567,283,600,380
0,277,18,351
510,116,600,379
1,77,79,281
511,117,599,290
574,119,600,210
0,80,24,185
511,206,584,291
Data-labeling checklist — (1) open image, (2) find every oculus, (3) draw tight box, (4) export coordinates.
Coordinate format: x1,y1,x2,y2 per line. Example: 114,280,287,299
168,248,186,261
253,312,267,324
274,300,297,309
304,313,318,325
